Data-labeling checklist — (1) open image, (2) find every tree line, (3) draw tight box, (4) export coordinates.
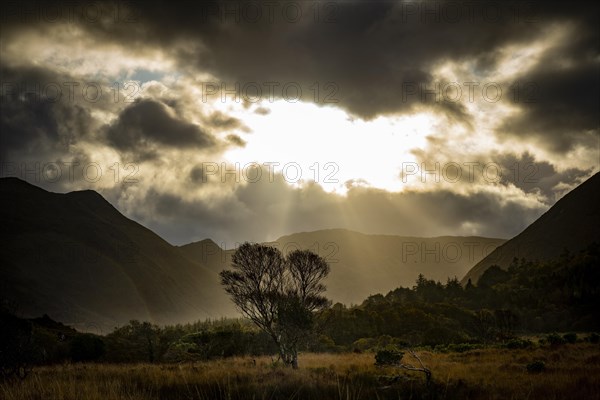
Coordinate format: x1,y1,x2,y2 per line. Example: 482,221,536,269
2,243,598,370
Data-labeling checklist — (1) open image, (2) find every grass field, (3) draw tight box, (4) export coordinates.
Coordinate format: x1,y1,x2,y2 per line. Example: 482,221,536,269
2,343,599,400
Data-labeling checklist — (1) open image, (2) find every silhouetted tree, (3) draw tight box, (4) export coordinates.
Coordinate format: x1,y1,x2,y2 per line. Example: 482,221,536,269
220,243,330,368
0,311,33,379
106,320,160,363
69,334,105,362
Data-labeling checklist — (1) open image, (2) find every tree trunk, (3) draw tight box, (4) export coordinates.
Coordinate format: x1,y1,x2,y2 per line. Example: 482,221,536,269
277,342,299,369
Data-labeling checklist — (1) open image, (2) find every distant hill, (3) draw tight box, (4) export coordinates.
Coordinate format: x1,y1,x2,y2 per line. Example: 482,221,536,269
0,178,235,333
0,178,510,330
179,239,225,274
461,172,600,285
180,230,505,305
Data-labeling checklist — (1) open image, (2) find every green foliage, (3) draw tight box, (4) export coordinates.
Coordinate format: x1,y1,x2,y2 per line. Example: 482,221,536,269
504,338,533,349
526,360,546,373
104,320,161,363
69,334,105,362
374,345,404,366
318,244,600,348
0,311,34,375
3,245,599,368
546,333,566,346
446,343,482,353
587,332,600,344
478,265,510,288
563,332,577,344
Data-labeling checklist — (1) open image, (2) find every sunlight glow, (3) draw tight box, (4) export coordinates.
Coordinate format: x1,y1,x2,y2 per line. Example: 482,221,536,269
223,101,438,194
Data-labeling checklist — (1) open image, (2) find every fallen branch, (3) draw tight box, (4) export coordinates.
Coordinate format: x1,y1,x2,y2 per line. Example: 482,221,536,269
375,347,432,386
397,349,432,386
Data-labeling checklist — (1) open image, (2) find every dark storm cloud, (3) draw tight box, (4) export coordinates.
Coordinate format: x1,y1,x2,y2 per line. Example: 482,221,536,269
493,152,594,202
0,63,100,193
0,1,564,120
104,99,216,158
2,1,597,127
130,1,596,124
0,64,95,160
496,3,598,153
501,59,599,152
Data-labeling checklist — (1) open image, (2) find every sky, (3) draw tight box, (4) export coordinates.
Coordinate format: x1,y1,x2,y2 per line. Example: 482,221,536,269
1,0,598,246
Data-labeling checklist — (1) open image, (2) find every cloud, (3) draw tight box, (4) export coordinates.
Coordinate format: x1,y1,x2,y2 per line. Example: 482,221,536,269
408,133,595,205
500,59,599,153
254,106,271,115
125,165,547,245
2,1,597,124
1,0,597,246
493,152,594,202
0,1,564,121
204,111,243,130
0,64,96,159
103,99,216,159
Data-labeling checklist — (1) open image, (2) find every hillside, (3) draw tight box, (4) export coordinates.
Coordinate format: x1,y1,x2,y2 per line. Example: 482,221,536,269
0,178,235,333
181,230,505,305
461,172,600,284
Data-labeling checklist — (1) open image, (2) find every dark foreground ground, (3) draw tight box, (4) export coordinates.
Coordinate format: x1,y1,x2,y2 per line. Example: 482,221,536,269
2,343,599,400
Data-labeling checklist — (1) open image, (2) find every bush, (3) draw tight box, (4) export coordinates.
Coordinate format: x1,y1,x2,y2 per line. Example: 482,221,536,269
69,334,105,362
374,346,404,366
352,337,376,352
505,338,533,349
562,332,577,344
446,343,481,353
526,360,545,373
587,332,600,344
546,333,566,346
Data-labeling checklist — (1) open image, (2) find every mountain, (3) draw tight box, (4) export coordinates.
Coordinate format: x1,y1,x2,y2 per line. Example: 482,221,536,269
180,229,506,305
179,239,224,274
0,178,235,333
461,172,600,284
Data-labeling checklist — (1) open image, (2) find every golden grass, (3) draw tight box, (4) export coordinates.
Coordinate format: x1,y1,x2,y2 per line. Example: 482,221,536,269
2,344,599,399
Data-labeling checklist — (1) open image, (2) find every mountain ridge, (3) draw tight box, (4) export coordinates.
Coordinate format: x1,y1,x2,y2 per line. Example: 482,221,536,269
461,172,600,284
0,178,235,333
181,228,506,305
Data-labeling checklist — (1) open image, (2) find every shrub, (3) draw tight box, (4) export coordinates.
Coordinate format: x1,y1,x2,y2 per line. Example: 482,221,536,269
505,338,533,349
562,332,577,344
69,334,105,362
587,332,600,344
447,343,481,353
374,345,404,366
352,337,376,352
546,333,566,346
526,360,545,373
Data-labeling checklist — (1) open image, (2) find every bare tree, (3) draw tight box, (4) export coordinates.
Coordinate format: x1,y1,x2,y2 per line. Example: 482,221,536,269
220,243,330,369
